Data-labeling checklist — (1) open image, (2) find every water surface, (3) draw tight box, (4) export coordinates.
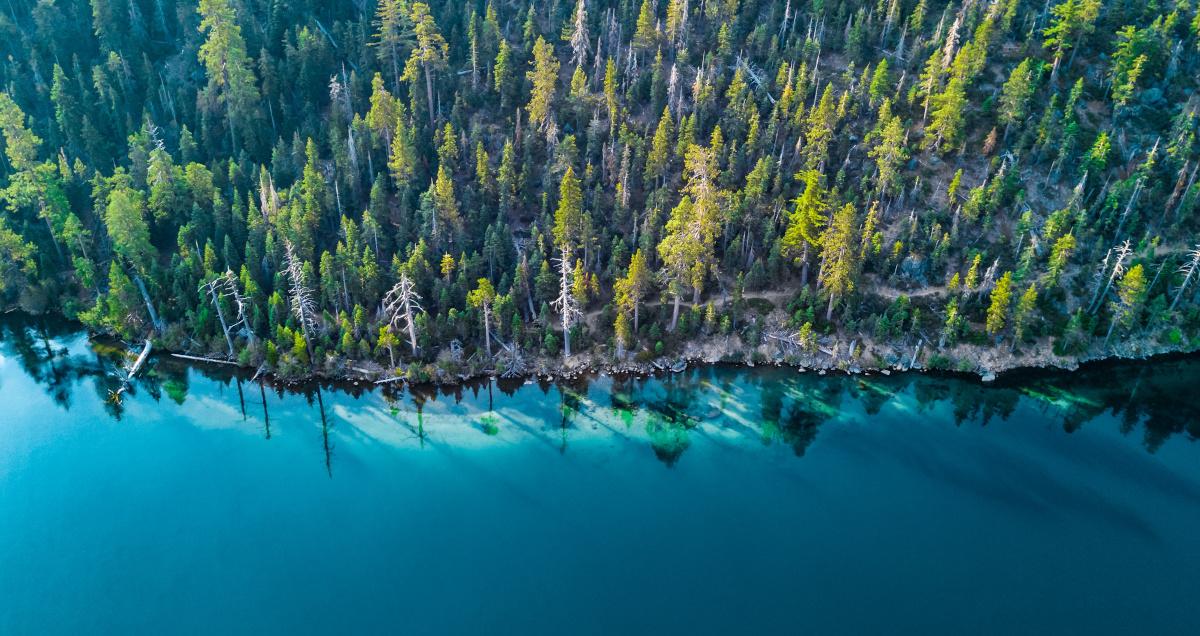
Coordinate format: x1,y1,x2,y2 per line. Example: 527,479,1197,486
2,316,1199,634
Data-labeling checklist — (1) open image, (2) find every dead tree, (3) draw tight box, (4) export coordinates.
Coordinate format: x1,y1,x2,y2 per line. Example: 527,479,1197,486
200,269,253,358
566,0,590,67
382,272,423,357
495,338,528,378
284,240,318,339
551,247,583,357
1171,244,1200,311
1088,240,1132,315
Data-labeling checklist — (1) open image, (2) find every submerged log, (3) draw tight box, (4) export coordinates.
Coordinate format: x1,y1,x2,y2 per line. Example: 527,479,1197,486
128,340,153,380
110,340,152,403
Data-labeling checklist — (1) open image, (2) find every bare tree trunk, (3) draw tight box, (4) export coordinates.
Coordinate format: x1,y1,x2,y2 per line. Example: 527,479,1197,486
213,295,235,356
1104,317,1118,347
133,273,165,332
483,306,493,357
424,63,436,126
406,309,418,356
801,243,811,287
669,293,682,331
42,213,64,264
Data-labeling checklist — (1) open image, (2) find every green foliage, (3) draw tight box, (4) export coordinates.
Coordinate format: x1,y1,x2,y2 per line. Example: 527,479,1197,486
0,0,1193,375
987,272,1014,337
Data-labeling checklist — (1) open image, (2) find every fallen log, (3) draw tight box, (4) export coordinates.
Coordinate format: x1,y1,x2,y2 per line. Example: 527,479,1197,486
110,340,152,403
171,353,239,366
128,340,153,379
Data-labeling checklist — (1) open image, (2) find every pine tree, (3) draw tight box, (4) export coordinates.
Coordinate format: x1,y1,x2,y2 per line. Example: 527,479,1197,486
1080,131,1110,177
494,39,514,108
868,105,908,197
614,311,632,357
998,58,1037,139
1043,0,1101,80
986,271,1014,337
372,0,412,91
467,278,497,356
781,169,828,286
1012,283,1039,347
1048,234,1076,285
644,107,674,187
939,298,965,348
603,58,619,134
614,249,651,331
526,37,561,132
868,59,890,107
429,165,462,244
553,166,586,258
1105,263,1147,345
0,218,36,298
817,203,859,321
198,0,261,153
926,77,967,152
632,0,657,51
404,2,449,125
658,145,725,330
388,112,418,188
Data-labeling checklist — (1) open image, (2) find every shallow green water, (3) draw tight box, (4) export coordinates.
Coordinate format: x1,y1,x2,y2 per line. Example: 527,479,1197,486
2,315,1199,634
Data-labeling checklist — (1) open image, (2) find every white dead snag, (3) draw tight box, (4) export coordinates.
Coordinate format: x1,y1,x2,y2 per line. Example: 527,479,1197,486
200,276,236,357
974,258,1000,300
383,273,424,357
495,338,528,378
481,301,494,357
284,240,318,340
225,271,253,344
200,269,253,358
567,0,590,67
130,274,166,333
1087,246,1114,311
551,247,583,357
1089,240,1132,315
1171,244,1200,311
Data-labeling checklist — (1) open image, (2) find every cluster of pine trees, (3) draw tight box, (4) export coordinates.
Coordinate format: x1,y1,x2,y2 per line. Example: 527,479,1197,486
1,0,1199,376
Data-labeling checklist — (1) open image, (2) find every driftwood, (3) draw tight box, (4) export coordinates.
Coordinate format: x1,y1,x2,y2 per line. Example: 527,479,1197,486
171,353,239,366
908,340,924,370
110,340,152,403
128,340,152,378
374,376,407,385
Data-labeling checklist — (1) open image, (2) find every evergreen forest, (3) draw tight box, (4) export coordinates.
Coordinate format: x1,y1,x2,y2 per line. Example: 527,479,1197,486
2,0,1199,378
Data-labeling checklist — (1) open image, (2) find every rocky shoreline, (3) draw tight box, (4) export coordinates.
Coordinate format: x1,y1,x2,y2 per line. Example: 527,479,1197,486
157,330,1199,389
6,308,1195,389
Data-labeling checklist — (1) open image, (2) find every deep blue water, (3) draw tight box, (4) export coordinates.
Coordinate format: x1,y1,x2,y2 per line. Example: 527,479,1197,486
2,316,1199,634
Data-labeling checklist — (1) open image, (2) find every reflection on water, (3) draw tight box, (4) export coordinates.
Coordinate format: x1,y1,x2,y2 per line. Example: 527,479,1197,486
5,314,1200,636
2,313,1198,474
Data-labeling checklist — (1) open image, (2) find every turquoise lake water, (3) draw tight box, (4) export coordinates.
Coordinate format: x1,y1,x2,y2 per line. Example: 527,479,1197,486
2,315,1199,634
